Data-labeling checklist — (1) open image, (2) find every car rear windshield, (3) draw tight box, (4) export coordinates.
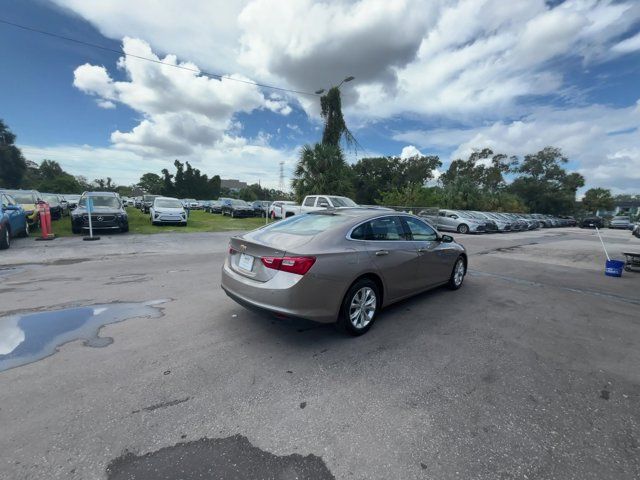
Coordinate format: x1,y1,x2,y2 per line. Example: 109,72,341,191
265,213,352,236
329,196,357,207
7,191,36,203
155,199,183,208
79,196,120,208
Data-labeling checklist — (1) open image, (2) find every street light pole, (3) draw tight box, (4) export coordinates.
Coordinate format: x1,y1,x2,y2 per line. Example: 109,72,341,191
314,76,355,95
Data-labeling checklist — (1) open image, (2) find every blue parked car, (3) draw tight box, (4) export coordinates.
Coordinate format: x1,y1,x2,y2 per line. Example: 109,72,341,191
0,191,29,249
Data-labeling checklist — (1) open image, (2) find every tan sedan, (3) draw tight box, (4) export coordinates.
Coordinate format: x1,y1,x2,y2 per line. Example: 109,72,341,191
221,208,467,335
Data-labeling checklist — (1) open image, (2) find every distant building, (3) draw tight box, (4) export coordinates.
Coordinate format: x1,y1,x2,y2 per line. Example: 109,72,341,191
597,200,640,218
221,179,248,192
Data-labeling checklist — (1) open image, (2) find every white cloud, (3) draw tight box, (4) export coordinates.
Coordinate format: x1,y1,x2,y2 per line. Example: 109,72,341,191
394,101,640,193
612,31,640,54
400,145,422,159
73,37,290,157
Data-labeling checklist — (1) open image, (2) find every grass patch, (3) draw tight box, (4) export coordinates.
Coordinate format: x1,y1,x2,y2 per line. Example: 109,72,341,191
44,208,268,237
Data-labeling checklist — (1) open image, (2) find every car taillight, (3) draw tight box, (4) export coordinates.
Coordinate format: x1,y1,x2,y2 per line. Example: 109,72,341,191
229,246,236,254
261,256,316,275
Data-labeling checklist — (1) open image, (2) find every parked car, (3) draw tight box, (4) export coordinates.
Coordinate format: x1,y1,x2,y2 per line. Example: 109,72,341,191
477,212,512,232
632,222,640,238
220,198,254,218
609,215,631,229
269,201,298,219
251,200,272,217
150,197,188,226
182,198,200,210
65,194,81,211
283,195,358,217
580,216,604,228
463,211,497,232
134,197,142,209
41,193,63,220
430,209,486,234
1,192,29,249
71,192,129,234
221,209,467,336
2,189,41,228
558,215,577,227
141,194,159,214
205,200,223,214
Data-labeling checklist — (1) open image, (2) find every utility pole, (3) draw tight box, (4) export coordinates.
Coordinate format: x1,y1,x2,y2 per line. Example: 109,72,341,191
278,161,285,192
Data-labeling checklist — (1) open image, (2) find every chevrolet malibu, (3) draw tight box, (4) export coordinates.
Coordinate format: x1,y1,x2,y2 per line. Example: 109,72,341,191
221,209,467,335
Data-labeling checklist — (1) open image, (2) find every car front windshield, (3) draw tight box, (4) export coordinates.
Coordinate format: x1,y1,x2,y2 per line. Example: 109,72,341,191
8,192,36,204
43,195,59,203
232,200,248,206
265,212,353,236
66,195,80,201
156,199,183,209
613,216,630,221
329,196,357,207
79,196,120,208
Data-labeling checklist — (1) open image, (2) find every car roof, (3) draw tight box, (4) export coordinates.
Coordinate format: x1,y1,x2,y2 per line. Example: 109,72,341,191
84,191,117,196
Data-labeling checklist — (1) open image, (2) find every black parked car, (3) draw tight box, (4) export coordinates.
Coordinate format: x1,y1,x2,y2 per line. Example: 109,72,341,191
205,200,222,214
41,193,63,220
220,198,254,218
141,194,159,214
580,216,605,228
71,192,129,234
251,200,271,217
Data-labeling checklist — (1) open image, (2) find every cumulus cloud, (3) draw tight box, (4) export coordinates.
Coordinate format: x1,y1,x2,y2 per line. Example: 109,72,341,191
394,102,640,193
400,145,423,159
73,37,290,156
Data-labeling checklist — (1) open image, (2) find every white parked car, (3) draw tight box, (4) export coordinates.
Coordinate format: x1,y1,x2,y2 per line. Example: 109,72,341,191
268,201,298,219
282,195,358,217
150,197,188,226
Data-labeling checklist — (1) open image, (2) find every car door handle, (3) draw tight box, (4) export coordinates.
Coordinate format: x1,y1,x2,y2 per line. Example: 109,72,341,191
375,250,389,256
417,247,428,253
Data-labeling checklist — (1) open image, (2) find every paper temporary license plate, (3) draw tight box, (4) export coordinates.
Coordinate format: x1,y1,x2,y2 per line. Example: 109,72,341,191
238,253,255,271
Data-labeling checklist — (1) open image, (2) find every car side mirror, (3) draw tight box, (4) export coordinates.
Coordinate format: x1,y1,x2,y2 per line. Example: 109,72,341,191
440,234,454,243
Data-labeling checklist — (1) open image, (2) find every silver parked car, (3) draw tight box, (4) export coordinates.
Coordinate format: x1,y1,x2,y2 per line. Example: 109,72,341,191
221,209,467,335
609,215,631,229
433,209,486,234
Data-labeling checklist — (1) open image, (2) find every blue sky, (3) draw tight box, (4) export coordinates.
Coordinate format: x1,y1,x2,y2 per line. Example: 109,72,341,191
1,0,639,192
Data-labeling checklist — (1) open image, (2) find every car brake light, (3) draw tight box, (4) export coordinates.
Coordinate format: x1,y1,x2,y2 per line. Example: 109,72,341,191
261,256,316,275
229,246,236,254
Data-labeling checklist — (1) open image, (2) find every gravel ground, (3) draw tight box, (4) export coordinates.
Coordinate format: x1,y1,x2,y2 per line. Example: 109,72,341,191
1,227,638,479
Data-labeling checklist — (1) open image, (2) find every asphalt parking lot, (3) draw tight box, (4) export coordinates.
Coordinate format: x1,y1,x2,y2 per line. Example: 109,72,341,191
1,227,639,480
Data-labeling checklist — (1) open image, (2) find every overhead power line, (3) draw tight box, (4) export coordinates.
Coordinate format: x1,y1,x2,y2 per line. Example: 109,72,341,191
0,18,320,97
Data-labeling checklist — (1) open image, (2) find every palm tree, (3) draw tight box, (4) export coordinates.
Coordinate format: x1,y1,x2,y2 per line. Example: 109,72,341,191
292,143,354,202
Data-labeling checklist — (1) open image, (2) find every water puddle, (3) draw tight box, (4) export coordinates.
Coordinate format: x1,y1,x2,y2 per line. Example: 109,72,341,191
106,435,335,480
0,299,168,373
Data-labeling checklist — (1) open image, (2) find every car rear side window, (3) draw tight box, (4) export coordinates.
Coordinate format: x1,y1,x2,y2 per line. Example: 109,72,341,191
304,196,316,207
403,217,437,241
267,213,352,235
351,217,406,241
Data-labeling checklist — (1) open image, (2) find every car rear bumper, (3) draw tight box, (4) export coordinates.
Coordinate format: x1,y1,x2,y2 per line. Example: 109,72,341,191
221,261,339,323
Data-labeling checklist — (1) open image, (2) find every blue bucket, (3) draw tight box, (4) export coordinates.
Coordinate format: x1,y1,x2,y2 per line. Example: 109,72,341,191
605,259,624,277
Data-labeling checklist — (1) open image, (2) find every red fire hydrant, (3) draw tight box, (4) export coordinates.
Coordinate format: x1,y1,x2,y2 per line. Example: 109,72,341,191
35,201,55,241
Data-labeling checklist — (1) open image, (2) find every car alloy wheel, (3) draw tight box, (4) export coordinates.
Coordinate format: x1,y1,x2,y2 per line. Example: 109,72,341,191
457,224,469,234
349,287,377,329
448,257,466,290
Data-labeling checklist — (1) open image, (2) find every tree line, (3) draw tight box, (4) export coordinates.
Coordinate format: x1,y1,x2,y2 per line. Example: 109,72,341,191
1,115,633,215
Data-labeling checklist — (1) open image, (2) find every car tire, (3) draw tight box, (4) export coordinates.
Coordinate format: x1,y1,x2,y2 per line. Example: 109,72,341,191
19,221,30,238
121,223,129,233
0,225,10,249
448,256,466,290
71,222,81,234
337,278,380,336
457,224,470,234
